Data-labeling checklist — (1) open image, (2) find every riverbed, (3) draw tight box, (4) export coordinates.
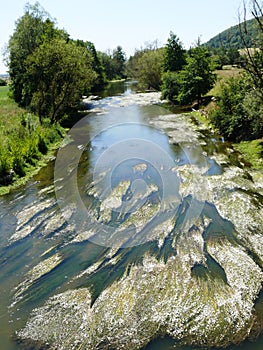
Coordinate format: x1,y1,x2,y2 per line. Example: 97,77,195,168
0,80,262,350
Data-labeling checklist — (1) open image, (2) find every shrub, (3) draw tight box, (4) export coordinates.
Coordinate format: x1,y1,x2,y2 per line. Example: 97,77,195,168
161,72,181,101
208,74,256,141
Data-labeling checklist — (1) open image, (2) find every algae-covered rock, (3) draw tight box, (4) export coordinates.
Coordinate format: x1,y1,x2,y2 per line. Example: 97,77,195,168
12,253,63,306
18,242,262,349
18,289,93,349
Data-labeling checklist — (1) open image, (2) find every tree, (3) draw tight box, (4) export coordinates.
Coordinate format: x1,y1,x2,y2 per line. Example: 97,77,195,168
112,46,127,79
178,43,216,105
162,42,215,105
7,2,68,107
127,48,164,90
99,51,116,81
208,73,263,141
209,75,246,140
26,39,97,123
75,40,106,90
161,71,182,101
162,32,186,72
98,47,127,81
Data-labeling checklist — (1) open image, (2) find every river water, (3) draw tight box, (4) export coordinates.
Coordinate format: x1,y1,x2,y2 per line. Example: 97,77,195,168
0,81,262,350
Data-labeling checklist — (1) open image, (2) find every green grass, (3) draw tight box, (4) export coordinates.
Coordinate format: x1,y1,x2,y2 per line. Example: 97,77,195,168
234,140,263,170
208,67,243,97
0,86,64,194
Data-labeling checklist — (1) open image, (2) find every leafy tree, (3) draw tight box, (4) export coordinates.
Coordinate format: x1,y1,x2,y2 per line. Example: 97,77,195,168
126,49,145,78
99,51,116,81
178,44,216,105
161,71,181,101
163,32,186,72
209,75,245,140
7,2,68,107
208,74,263,141
26,39,97,123
128,48,164,90
162,42,215,105
242,87,263,138
75,40,106,90
112,46,127,79
98,47,127,81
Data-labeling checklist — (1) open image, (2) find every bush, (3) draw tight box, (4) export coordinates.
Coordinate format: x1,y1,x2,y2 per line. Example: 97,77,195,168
0,145,13,178
209,75,251,141
209,73,263,141
0,118,63,184
161,72,181,101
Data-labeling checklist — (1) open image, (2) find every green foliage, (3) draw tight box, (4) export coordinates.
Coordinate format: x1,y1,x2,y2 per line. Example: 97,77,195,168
99,52,116,81
7,2,68,107
0,121,62,182
208,1,263,143
243,48,263,91
208,73,263,141
183,45,216,103
0,86,63,185
127,48,164,90
208,47,242,69
162,43,216,105
161,71,181,101
162,32,186,72
112,46,127,79
234,140,263,169
75,40,106,90
7,2,100,124
26,38,97,123
209,76,246,140
98,46,127,81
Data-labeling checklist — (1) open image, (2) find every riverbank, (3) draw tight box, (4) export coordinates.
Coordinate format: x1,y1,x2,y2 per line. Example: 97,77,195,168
190,110,263,170
0,86,65,195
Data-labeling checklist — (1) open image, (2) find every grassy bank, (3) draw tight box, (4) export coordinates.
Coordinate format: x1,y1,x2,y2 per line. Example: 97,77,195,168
191,111,263,170
0,86,65,195
208,67,243,97
234,140,263,170
194,67,262,170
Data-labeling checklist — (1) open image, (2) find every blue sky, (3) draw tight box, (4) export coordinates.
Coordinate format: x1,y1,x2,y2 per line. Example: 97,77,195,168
0,0,249,73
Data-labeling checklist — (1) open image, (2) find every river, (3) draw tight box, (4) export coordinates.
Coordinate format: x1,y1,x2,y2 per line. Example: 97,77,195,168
0,80,262,350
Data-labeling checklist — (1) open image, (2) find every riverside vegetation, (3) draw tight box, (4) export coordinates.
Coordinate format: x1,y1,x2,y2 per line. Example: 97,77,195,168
0,85,64,193
0,2,127,191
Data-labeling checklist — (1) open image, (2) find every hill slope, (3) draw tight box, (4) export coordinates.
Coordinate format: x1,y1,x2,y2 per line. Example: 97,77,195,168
205,17,262,49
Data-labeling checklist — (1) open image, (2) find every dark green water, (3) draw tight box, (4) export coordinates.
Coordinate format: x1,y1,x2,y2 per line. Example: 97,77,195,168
0,81,262,349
